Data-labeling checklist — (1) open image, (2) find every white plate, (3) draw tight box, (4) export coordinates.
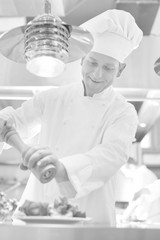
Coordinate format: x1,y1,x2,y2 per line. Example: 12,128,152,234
16,216,91,224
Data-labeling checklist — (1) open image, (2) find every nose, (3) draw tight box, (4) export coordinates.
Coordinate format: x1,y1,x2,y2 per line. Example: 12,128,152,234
93,66,103,78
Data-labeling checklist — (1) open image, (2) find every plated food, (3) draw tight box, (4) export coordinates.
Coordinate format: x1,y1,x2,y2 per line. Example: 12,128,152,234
18,197,86,218
0,192,18,222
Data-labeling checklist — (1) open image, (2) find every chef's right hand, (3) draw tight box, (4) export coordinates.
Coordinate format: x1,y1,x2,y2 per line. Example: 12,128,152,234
0,118,15,142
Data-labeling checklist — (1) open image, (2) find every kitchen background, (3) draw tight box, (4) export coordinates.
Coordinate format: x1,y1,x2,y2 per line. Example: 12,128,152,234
0,0,160,203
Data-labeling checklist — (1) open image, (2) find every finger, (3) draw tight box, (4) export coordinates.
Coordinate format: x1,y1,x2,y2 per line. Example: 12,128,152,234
36,155,57,169
0,119,7,133
22,145,51,166
27,150,53,169
0,118,15,142
19,163,28,171
0,120,11,141
4,118,13,128
1,118,14,129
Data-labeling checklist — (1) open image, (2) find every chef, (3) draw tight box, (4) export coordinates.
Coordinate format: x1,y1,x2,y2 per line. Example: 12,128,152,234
0,9,143,225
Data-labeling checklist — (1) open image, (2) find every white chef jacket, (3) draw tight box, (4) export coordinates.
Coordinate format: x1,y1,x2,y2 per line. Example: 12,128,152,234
0,82,138,225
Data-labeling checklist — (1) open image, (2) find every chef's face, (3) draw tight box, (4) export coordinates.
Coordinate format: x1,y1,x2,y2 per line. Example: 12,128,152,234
81,52,125,97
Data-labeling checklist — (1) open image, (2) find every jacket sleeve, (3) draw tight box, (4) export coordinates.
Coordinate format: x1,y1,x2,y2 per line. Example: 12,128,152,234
60,106,138,199
0,91,47,147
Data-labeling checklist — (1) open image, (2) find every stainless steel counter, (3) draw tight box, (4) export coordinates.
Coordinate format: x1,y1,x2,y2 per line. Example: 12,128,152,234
1,223,160,240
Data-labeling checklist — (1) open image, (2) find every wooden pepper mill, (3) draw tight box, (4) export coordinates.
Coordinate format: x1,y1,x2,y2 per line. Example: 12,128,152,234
3,127,56,184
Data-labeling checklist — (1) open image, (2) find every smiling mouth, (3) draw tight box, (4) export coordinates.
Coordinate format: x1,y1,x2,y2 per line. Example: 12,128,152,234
90,77,101,83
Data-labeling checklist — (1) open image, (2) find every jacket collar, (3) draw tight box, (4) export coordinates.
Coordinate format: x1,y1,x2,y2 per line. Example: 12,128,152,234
80,81,114,102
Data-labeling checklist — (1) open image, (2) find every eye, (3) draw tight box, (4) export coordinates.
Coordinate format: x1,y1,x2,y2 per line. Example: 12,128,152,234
103,65,115,71
87,60,97,66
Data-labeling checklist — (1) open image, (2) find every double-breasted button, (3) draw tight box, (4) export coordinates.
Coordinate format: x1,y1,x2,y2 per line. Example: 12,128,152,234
101,103,106,107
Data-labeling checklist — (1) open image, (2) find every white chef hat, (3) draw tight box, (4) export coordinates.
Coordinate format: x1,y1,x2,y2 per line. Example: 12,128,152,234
81,9,143,63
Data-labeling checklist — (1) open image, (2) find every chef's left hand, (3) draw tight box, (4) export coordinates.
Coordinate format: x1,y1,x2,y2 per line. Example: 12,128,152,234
21,145,69,183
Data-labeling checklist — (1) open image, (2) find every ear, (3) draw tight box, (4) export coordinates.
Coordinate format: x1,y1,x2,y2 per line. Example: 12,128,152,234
116,63,126,77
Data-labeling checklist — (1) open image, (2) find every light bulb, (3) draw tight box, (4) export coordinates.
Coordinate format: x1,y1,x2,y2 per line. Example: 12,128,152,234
24,14,70,78
26,56,65,78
